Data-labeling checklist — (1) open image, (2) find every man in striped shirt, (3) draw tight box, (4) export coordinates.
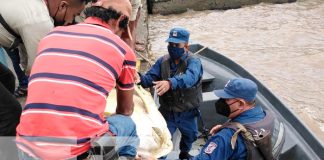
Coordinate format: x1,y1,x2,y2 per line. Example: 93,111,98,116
16,0,139,159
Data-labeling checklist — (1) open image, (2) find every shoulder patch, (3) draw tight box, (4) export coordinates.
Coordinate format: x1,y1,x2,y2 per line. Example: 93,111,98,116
204,142,217,154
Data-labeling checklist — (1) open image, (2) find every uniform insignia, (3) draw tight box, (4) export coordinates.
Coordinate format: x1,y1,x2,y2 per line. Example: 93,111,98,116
204,142,217,154
172,31,177,37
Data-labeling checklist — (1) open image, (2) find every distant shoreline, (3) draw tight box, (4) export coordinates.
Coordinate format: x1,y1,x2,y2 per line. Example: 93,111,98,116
148,0,297,15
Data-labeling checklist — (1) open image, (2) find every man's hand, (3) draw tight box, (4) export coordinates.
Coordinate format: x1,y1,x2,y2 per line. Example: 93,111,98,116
209,124,222,135
153,80,171,96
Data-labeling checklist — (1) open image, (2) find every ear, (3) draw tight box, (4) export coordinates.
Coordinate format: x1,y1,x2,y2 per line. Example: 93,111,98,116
58,1,69,10
236,99,243,108
184,42,189,50
110,18,118,28
118,15,128,26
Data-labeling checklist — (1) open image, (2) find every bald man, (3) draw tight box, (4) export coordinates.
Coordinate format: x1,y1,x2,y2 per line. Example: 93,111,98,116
16,0,139,159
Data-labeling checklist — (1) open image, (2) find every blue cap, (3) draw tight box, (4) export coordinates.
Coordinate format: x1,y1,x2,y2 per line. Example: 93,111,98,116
214,78,258,102
165,27,190,43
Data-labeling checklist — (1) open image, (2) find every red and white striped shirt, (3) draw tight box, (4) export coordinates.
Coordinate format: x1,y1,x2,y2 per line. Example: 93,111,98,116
16,17,136,159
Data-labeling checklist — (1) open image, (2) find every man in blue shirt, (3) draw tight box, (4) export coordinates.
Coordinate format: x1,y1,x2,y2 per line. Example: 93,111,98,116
195,78,285,160
138,27,203,159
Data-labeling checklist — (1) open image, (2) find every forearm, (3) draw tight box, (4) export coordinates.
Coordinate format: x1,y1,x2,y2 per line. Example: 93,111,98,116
116,105,134,116
169,73,198,89
116,88,134,116
169,58,202,89
169,69,202,89
139,73,156,88
139,57,163,88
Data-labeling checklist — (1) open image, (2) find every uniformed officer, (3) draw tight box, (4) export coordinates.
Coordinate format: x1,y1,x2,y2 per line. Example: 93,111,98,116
138,27,203,160
195,78,285,160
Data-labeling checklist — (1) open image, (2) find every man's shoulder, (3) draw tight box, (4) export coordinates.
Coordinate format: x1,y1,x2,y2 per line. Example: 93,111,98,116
118,40,136,60
11,0,51,25
76,24,136,60
159,54,170,61
104,33,135,59
155,55,167,64
216,127,236,138
185,53,201,63
205,128,235,151
188,53,201,60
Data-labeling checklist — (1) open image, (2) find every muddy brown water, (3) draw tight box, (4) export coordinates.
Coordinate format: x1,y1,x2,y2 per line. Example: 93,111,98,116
148,0,324,141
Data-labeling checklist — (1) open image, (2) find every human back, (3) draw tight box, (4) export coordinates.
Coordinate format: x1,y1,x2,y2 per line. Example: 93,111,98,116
16,13,136,159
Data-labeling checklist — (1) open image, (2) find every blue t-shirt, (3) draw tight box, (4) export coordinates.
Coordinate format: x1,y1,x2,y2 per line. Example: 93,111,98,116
140,52,203,90
194,106,266,160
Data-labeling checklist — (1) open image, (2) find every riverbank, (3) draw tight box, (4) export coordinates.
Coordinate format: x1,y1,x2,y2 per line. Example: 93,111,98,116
148,0,297,15
137,0,298,63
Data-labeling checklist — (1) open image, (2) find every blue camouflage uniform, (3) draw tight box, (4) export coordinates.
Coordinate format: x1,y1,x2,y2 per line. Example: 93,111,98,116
194,105,266,160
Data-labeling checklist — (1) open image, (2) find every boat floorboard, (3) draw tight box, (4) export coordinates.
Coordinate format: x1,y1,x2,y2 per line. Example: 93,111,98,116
165,130,205,159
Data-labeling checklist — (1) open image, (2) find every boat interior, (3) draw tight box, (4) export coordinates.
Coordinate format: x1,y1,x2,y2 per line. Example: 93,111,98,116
163,44,324,159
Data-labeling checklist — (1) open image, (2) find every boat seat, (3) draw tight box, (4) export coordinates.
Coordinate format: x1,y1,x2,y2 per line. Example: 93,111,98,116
202,70,215,83
198,91,228,130
202,91,219,102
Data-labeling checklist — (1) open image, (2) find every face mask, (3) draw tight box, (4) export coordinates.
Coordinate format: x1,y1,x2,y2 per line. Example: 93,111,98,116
53,6,68,26
168,45,185,60
215,98,240,117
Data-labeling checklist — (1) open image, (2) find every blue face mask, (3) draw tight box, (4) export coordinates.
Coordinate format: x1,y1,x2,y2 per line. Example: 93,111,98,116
168,46,185,60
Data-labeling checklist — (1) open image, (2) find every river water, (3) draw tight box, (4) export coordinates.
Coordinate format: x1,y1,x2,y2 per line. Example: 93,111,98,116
148,0,324,140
